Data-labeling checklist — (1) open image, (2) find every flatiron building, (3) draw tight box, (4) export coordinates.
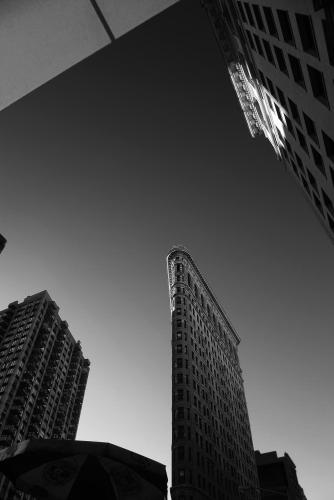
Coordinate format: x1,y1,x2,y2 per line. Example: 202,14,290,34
167,247,259,500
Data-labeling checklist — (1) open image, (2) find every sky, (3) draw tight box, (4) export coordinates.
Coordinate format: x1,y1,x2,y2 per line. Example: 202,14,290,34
0,1,333,499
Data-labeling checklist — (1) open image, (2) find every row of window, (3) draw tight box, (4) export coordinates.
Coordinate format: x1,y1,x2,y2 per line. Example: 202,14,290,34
284,147,334,233
173,298,247,413
174,462,248,500
175,324,244,410
237,2,332,66
174,286,238,365
247,28,331,109
175,336,240,409
173,336,253,457
175,264,235,349
258,69,334,181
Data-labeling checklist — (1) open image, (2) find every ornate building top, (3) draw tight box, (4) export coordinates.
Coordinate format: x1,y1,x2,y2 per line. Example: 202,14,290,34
167,246,240,345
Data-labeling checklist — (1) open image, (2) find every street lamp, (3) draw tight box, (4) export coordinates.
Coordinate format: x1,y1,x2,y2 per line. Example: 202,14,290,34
238,485,287,497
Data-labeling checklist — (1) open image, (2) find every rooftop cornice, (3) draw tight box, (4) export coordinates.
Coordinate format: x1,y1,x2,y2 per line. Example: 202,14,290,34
167,246,240,344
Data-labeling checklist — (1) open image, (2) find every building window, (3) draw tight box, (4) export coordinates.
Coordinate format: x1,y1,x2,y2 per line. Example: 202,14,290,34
258,70,266,87
244,3,255,27
295,14,319,58
176,389,184,401
237,1,247,23
322,189,334,216
277,10,295,46
245,29,255,50
177,446,185,460
313,193,324,216
296,129,309,155
263,39,275,65
290,160,299,178
288,54,306,89
322,18,334,66
284,115,295,137
288,98,301,124
307,169,318,192
253,34,263,56
322,130,334,162
295,153,305,174
311,146,326,177
301,175,311,196
176,407,185,420
303,112,319,145
266,77,276,97
263,6,278,37
276,87,287,108
328,214,334,233
285,138,292,154
307,65,330,108
278,126,286,144
252,4,265,32
273,45,288,74
176,358,183,368
331,168,334,188
274,103,283,122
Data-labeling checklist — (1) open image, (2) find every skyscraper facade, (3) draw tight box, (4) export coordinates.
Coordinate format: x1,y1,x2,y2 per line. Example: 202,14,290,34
0,234,6,255
167,247,259,500
0,291,90,499
202,0,334,242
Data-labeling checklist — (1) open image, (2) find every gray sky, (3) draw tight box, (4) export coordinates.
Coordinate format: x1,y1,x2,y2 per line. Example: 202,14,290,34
0,1,333,499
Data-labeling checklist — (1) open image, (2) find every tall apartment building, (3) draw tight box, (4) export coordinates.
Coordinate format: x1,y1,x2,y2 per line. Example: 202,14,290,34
0,235,6,255
202,0,334,242
0,291,90,499
167,246,259,500
255,451,307,500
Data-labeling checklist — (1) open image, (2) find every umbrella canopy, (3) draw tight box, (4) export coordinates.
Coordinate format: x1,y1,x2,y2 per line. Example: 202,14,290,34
0,439,168,499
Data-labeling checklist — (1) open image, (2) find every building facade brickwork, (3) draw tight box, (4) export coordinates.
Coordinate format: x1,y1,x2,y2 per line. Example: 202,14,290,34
167,247,259,500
